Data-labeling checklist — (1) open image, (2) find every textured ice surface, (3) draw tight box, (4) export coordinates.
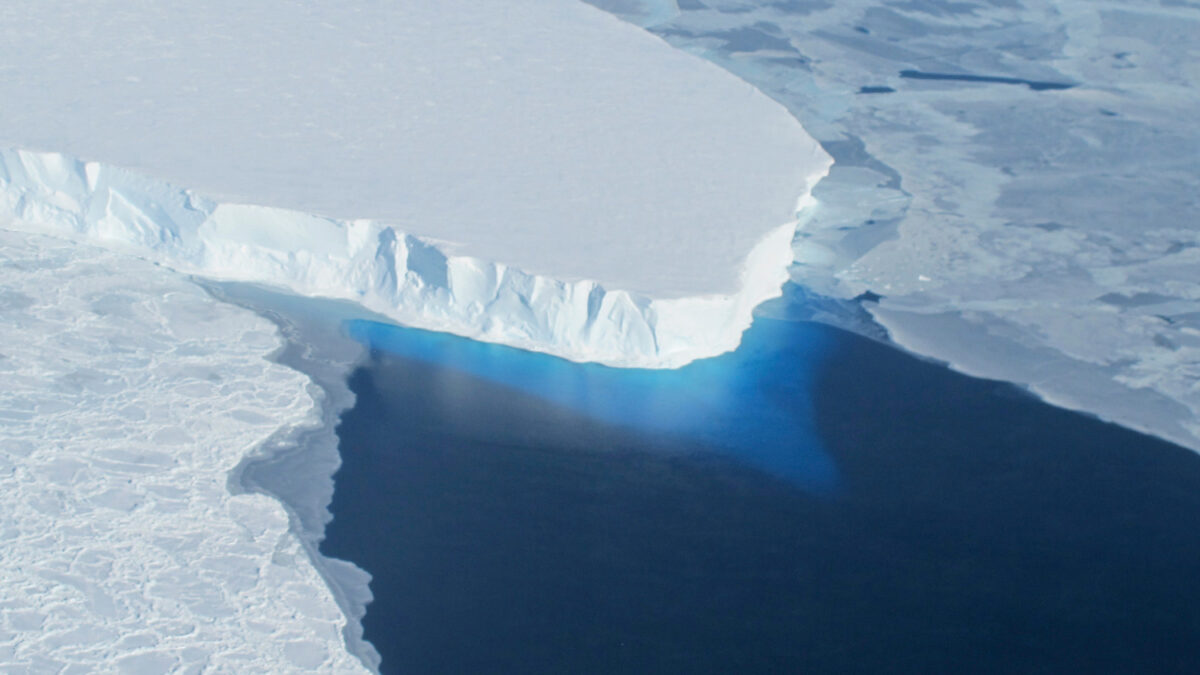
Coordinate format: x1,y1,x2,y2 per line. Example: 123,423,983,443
0,0,830,368
0,147,817,369
0,229,368,673
214,283,382,671
598,0,1200,451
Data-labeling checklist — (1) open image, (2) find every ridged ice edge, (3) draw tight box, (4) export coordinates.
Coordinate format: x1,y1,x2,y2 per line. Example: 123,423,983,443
0,146,830,369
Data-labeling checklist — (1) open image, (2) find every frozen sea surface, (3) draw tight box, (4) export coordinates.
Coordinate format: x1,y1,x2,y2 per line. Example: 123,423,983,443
0,229,367,673
588,0,1200,452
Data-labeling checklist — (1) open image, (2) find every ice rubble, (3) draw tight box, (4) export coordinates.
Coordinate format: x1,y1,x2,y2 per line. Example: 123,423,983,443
0,229,369,673
0,0,830,368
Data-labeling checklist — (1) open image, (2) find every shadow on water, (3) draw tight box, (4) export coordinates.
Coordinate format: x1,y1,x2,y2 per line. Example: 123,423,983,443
899,69,1077,91
324,293,1200,674
344,313,839,492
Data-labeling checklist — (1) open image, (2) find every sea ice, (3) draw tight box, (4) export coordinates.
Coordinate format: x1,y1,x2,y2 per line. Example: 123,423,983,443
604,0,1200,452
0,229,368,673
0,2,836,672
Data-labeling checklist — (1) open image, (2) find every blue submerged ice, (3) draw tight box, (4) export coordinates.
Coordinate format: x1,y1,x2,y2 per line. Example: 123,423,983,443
346,295,839,493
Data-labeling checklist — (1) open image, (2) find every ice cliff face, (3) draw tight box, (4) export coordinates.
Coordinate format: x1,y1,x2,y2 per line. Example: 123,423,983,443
1,148,824,368
0,0,831,368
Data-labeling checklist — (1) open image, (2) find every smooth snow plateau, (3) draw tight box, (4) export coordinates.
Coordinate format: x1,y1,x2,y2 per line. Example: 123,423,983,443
0,0,830,368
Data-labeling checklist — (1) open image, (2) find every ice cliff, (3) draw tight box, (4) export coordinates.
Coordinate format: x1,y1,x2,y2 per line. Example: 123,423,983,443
0,147,824,368
0,0,830,368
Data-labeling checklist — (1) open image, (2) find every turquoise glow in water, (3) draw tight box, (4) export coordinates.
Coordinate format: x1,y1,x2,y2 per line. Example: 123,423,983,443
344,313,838,492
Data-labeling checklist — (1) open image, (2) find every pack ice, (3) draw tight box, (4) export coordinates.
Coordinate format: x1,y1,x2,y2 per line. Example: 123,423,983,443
0,229,369,673
0,0,830,367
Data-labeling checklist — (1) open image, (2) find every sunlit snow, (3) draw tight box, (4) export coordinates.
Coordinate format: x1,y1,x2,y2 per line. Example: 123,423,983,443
4,0,1197,672
0,229,367,672
0,0,830,368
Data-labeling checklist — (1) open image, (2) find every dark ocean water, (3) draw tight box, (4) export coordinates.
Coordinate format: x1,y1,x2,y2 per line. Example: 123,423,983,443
321,311,1200,674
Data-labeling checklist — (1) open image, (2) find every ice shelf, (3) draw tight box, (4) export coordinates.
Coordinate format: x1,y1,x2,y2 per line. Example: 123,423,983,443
0,0,830,367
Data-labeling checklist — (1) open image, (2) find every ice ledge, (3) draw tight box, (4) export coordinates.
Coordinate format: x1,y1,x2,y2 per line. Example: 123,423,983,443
1,147,827,368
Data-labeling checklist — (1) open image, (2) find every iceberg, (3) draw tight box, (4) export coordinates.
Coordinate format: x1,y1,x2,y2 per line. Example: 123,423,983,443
0,0,830,367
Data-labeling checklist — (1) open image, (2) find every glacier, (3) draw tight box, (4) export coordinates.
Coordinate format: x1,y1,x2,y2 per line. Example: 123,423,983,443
4,0,1197,671
0,147,820,369
0,0,830,368
0,1,833,672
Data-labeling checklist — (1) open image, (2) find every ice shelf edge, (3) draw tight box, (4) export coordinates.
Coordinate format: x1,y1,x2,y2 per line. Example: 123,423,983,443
0,146,830,368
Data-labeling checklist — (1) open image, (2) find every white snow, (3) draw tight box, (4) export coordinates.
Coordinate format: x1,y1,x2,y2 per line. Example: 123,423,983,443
0,228,369,673
0,3,832,671
0,0,830,368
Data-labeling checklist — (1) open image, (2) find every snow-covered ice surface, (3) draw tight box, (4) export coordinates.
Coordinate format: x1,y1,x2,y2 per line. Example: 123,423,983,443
0,0,830,368
4,0,1195,670
590,0,1200,452
213,282,383,672
0,228,368,673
